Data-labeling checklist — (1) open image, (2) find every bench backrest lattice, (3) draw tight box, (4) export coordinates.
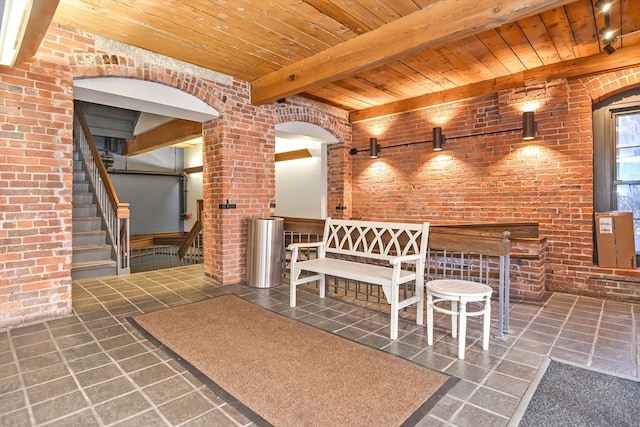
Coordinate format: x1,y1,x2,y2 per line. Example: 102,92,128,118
323,220,427,261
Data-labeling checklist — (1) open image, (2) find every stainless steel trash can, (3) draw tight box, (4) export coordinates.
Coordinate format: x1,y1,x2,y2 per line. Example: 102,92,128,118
246,217,284,288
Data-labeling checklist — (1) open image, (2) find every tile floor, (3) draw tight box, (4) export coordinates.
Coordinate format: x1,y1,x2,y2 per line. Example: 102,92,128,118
1,264,638,426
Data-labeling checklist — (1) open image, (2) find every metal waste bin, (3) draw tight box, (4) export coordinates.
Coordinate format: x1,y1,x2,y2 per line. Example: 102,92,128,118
246,217,284,288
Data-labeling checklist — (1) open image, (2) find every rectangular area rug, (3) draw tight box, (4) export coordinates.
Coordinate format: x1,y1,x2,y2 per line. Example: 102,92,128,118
130,294,455,427
509,358,640,426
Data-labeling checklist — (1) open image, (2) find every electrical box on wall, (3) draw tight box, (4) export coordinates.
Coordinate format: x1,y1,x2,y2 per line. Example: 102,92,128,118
595,212,637,269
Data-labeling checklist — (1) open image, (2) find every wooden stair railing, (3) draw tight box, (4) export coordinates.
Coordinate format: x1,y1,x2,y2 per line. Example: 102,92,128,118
178,199,204,260
74,101,130,275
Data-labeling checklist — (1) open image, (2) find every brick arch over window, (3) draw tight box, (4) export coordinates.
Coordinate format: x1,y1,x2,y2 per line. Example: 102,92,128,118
580,67,640,105
68,53,228,114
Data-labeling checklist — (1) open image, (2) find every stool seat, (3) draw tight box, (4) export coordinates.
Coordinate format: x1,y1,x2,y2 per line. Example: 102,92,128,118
426,279,492,360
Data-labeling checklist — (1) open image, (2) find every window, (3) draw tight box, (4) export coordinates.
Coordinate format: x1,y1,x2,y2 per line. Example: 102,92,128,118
593,89,640,259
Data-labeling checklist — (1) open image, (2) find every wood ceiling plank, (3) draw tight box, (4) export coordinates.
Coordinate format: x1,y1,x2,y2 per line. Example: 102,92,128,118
475,30,528,74
251,0,577,105
350,43,640,122
303,0,376,34
126,119,202,156
496,23,545,69
304,84,377,110
387,61,443,94
262,0,355,45
424,48,480,85
564,0,600,56
517,14,563,65
378,0,422,16
447,39,507,80
401,55,460,90
620,0,640,47
55,0,288,77
355,66,432,99
334,76,401,104
539,6,579,60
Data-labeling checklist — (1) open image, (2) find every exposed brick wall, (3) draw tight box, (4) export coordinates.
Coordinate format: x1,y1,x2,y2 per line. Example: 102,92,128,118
0,53,74,328
349,70,640,301
1,22,355,328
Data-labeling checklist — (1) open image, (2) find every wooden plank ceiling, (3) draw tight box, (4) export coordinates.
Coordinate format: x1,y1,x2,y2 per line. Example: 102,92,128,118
53,0,640,122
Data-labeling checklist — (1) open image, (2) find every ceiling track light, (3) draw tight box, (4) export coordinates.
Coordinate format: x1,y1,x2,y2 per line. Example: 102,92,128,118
595,0,612,13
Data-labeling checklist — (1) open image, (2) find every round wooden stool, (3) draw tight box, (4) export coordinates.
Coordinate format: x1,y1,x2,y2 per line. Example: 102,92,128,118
426,279,492,360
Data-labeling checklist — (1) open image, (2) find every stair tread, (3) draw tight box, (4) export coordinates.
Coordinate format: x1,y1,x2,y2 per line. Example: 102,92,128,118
73,244,111,252
72,260,117,269
73,230,106,236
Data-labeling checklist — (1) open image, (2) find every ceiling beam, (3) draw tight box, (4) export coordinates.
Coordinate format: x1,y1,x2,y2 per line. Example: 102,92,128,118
250,0,576,106
5,0,60,67
125,119,201,155
349,44,640,122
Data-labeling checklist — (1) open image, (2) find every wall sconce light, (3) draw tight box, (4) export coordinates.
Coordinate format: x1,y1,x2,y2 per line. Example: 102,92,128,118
523,111,536,140
432,127,445,151
603,43,616,55
369,137,380,158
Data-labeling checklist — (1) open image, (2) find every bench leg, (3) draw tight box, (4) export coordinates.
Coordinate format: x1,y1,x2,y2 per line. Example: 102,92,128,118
416,282,424,326
390,284,399,340
289,265,299,307
318,273,326,299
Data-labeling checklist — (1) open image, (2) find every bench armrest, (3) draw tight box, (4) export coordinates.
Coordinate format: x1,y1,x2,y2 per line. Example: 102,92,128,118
287,241,324,250
390,254,422,266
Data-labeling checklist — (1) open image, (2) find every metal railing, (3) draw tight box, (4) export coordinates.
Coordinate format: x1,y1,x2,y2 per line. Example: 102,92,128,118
73,102,130,275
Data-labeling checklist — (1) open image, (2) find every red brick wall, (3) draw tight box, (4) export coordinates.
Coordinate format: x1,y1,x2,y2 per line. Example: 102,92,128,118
0,54,74,328
1,23,354,328
350,70,640,301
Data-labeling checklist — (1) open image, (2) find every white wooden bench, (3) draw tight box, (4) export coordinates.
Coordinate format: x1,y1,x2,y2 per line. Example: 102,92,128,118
288,217,430,339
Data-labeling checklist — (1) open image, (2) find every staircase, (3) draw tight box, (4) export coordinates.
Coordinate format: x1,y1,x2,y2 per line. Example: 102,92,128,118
72,149,117,280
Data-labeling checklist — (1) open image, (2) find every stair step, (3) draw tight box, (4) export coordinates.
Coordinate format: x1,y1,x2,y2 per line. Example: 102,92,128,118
71,260,117,280
73,204,98,217
73,230,107,246
73,182,90,193
73,217,102,232
73,171,86,181
73,193,94,205
73,160,83,171
73,244,112,263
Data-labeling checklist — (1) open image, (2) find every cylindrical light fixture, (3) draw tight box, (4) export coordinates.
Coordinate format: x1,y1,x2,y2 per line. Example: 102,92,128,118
369,137,380,158
523,111,536,140
433,127,445,151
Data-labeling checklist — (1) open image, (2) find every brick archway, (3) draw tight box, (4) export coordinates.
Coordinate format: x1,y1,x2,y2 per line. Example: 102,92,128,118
580,67,640,105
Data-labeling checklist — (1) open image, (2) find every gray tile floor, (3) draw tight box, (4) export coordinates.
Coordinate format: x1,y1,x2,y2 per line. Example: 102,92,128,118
1,264,638,426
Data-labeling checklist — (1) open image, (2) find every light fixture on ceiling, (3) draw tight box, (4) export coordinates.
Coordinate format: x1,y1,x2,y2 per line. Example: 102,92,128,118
595,0,612,13
369,137,380,158
603,43,616,55
0,0,32,67
432,127,445,151
523,111,536,140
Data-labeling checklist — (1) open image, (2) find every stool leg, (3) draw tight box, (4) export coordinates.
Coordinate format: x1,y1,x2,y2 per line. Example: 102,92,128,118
483,298,491,350
451,300,458,339
458,301,467,360
427,292,433,346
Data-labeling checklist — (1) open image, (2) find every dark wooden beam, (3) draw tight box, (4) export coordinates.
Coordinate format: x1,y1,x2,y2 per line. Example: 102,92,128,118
350,44,640,122
125,119,201,155
251,0,575,105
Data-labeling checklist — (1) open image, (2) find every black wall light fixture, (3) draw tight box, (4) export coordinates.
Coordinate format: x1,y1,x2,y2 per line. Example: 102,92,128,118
523,111,536,140
432,127,445,151
369,137,381,158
